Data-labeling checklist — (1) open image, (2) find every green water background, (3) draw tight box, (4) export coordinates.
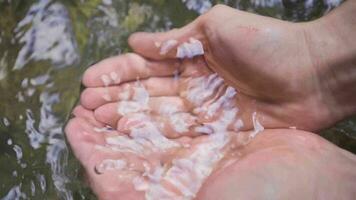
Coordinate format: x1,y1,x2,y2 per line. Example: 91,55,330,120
0,0,355,199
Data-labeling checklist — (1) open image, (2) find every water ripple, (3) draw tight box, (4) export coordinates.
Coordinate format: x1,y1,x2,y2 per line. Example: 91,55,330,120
14,0,78,70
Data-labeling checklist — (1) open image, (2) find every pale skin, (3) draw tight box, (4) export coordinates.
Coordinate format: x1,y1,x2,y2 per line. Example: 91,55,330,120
66,1,356,199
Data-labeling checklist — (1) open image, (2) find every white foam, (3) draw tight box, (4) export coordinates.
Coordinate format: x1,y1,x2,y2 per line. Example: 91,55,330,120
117,101,148,115
101,74,111,86
110,71,119,83
145,132,228,199
93,126,112,133
176,38,204,59
204,86,237,117
158,104,180,115
204,108,238,133
233,119,244,131
133,177,149,191
118,85,131,100
96,159,127,173
159,39,178,55
251,112,264,138
184,73,224,105
132,82,149,105
106,135,145,154
169,113,196,133
129,120,180,151
102,90,112,101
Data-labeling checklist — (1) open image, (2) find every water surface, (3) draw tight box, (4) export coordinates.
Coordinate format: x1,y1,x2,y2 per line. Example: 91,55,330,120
0,0,354,199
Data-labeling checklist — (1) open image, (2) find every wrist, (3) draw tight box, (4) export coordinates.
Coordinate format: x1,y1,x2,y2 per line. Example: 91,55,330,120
301,3,356,127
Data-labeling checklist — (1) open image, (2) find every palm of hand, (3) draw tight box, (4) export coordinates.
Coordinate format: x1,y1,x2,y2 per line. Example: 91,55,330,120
65,6,356,200
67,53,258,199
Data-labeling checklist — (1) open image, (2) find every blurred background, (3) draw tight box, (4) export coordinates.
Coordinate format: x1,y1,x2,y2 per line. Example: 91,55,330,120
0,0,354,199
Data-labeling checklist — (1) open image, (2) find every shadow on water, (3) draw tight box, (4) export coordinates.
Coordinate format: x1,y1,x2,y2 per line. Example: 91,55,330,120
0,0,353,199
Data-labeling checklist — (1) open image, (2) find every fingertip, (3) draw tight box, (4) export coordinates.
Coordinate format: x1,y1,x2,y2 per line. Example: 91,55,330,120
94,103,120,127
72,105,86,117
65,117,86,139
128,32,164,59
80,88,98,110
82,66,96,87
128,32,143,48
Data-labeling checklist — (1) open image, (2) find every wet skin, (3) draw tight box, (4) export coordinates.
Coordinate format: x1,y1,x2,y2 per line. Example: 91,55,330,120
66,2,356,200
66,108,356,200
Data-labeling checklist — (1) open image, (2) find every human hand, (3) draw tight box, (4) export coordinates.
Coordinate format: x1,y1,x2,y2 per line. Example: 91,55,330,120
197,128,356,200
66,105,251,200
65,107,356,200
80,53,257,135
127,5,348,131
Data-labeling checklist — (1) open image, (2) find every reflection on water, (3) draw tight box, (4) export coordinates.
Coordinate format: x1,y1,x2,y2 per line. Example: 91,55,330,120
0,0,352,199
14,0,78,70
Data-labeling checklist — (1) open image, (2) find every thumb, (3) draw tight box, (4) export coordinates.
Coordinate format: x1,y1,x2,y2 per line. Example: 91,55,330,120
128,19,206,60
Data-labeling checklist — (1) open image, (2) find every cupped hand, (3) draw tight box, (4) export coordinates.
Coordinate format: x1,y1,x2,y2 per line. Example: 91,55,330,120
65,106,356,200
127,5,336,131
80,53,258,135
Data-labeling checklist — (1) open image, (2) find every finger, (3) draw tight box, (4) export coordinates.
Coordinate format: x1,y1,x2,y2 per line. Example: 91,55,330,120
117,110,208,139
81,77,181,110
128,18,205,60
72,105,106,127
65,117,107,165
94,97,190,128
180,73,225,107
83,53,181,87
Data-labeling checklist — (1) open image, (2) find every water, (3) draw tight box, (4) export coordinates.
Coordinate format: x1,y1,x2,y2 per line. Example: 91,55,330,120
0,0,354,199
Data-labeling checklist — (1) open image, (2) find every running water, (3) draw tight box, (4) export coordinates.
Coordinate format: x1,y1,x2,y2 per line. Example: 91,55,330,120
94,38,264,200
0,0,351,199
